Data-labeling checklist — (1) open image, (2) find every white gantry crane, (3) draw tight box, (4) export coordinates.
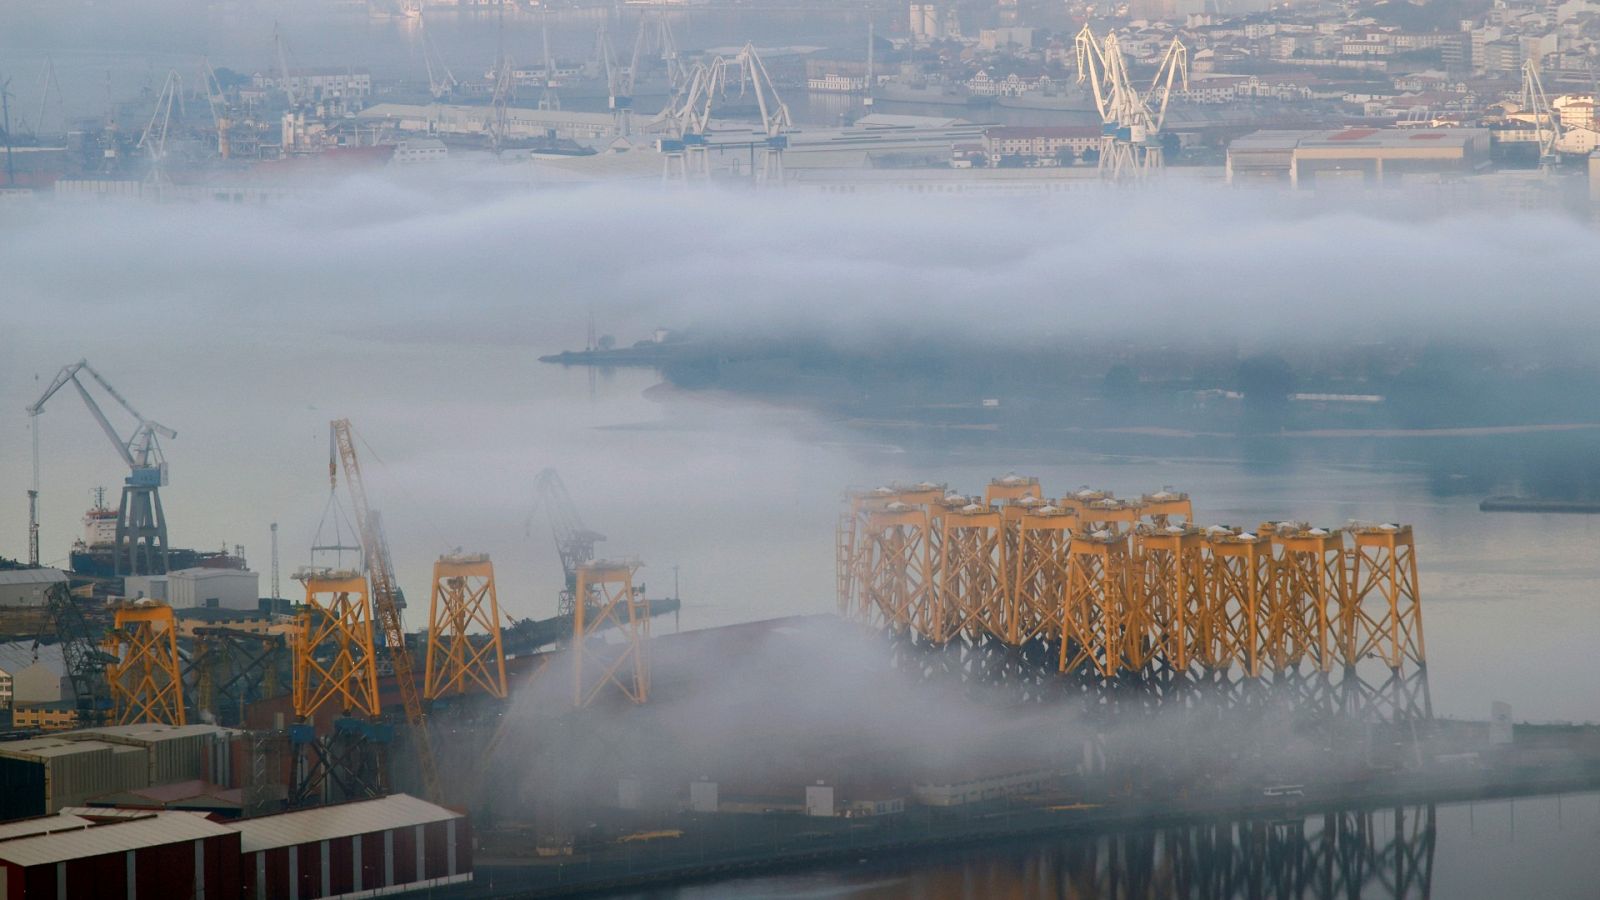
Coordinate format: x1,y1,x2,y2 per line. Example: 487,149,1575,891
1075,26,1188,179
1520,60,1561,168
653,43,791,184
138,70,184,186
421,15,458,100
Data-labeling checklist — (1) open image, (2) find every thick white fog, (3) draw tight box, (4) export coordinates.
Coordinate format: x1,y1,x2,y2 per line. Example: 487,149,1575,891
3,180,1600,723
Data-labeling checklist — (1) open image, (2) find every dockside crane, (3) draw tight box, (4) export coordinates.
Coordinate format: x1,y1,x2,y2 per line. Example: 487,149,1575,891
654,43,791,183
329,419,442,804
1075,27,1187,179
529,468,605,621
1520,59,1561,168
420,15,458,100
138,70,184,187
28,360,176,576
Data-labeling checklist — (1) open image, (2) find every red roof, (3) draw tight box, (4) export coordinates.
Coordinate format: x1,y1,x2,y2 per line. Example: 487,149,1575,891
1328,128,1378,141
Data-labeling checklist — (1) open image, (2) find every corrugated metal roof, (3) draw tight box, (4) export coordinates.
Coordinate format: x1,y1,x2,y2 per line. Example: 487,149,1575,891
233,794,460,853
0,739,117,761
0,569,67,587
0,812,234,867
67,723,233,743
0,814,92,841
0,642,66,676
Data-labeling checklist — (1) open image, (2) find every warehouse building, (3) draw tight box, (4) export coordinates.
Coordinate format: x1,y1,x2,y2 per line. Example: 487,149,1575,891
0,794,469,898
0,738,149,818
234,794,471,899
0,570,67,608
1227,128,1491,186
124,567,260,610
0,810,240,899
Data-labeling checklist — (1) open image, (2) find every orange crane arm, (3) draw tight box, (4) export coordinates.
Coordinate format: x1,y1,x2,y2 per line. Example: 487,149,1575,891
330,418,443,804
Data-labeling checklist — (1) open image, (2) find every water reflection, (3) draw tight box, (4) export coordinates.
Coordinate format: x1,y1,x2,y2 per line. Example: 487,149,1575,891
634,793,1600,899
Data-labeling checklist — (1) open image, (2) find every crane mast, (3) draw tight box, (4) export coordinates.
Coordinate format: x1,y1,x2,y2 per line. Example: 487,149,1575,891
29,360,175,576
329,419,441,803
1076,27,1187,179
530,468,605,621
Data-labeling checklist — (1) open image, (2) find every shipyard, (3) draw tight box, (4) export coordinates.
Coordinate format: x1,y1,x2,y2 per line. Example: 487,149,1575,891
5,1,1600,898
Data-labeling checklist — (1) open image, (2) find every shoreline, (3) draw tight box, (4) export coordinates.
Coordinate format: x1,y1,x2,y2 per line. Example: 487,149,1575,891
470,762,1600,898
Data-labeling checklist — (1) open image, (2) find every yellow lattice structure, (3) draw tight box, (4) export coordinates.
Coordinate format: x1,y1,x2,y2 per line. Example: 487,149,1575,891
932,499,1005,644
1348,525,1426,670
1134,525,1205,672
1009,504,1074,645
1063,530,1133,677
1267,524,1348,673
839,478,1429,694
1204,529,1273,676
573,561,649,707
292,569,380,719
104,601,186,726
984,474,1041,506
424,553,508,700
861,502,935,635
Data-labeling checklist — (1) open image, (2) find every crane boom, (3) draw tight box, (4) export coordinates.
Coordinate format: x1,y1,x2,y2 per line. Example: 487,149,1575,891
329,419,441,803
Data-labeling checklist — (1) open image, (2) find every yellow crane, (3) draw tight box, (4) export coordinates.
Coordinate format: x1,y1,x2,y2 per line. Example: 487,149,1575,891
329,419,443,804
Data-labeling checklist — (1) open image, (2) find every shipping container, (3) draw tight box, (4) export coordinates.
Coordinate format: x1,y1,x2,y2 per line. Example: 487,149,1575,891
65,724,236,787
0,739,147,816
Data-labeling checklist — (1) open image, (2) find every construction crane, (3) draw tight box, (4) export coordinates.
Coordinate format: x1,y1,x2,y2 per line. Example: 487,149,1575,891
1520,59,1561,169
630,11,687,94
597,25,629,134
539,9,560,111
28,360,176,576
199,57,231,160
137,70,184,187
487,55,515,154
329,419,442,804
1076,27,1188,179
420,16,458,100
32,582,113,727
529,468,605,621
654,43,792,183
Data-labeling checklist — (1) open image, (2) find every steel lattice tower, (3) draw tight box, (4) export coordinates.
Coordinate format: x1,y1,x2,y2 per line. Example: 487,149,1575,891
292,570,381,719
104,602,186,726
424,553,508,700
572,561,650,707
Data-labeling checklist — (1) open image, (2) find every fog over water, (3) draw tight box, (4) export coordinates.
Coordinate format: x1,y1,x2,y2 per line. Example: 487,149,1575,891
2,182,1598,726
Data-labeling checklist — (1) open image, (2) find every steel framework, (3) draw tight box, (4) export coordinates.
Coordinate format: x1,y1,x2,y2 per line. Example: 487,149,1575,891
104,601,186,726
837,478,1430,723
424,553,508,700
572,561,650,707
292,570,381,719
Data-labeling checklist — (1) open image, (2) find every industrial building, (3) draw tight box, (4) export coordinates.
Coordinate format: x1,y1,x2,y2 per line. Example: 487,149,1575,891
0,644,67,710
235,794,471,899
356,103,617,142
0,809,240,900
0,570,67,609
0,793,467,899
124,567,260,610
0,724,240,819
1226,127,1491,186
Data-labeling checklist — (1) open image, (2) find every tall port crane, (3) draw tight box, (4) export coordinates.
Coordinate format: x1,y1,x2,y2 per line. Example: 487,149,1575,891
1520,60,1561,168
33,582,114,726
138,70,184,187
655,43,792,182
420,15,458,100
1075,27,1188,179
28,360,176,575
329,419,441,803
529,468,605,621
